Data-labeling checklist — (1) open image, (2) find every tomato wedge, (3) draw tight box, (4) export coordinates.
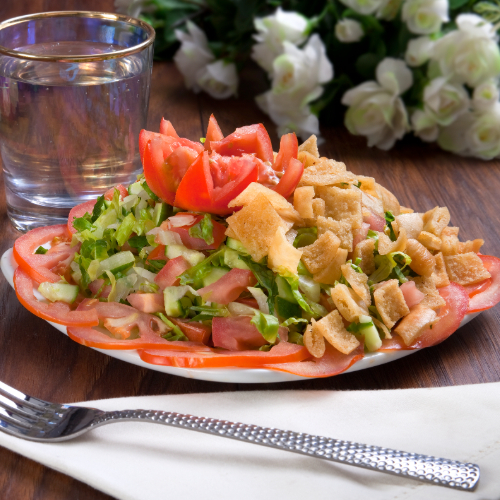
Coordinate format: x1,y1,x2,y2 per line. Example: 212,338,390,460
205,114,224,151
13,268,98,327
273,157,304,199
197,269,257,305
210,124,274,163
468,255,500,313
271,133,303,198
13,224,75,284
273,133,298,173
262,343,364,378
68,200,96,234
138,341,309,368
159,118,179,138
380,282,470,350
168,213,227,250
104,184,128,201
168,318,212,345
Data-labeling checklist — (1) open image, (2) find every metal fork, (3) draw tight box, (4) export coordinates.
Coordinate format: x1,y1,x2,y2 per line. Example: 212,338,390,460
0,381,479,491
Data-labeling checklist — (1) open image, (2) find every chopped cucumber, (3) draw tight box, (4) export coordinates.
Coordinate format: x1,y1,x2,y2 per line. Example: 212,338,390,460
164,285,196,317
224,248,250,270
166,244,205,266
226,237,249,254
128,181,143,195
202,267,230,287
38,282,79,304
99,251,135,275
153,202,171,226
359,314,382,352
276,275,297,303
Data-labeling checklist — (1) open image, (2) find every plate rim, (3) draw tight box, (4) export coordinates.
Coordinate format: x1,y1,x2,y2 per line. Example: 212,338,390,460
0,248,479,383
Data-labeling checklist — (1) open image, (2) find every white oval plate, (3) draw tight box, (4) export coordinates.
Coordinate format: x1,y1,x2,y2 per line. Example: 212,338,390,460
1,248,479,383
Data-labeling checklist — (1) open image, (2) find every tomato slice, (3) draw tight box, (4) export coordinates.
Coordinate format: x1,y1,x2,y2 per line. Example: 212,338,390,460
262,343,364,378
13,268,98,327
197,269,257,305
466,255,500,313
145,245,167,265
174,151,214,212
273,132,298,173
68,200,96,234
273,157,304,199
210,124,274,163
205,114,224,151
168,213,227,250
154,256,191,290
13,224,76,284
104,184,128,201
464,279,492,298
159,118,179,138
138,341,309,368
380,282,470,350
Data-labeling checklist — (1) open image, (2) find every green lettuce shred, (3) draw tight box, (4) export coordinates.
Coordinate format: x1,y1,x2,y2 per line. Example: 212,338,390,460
251,311,280,344
189,213,214,245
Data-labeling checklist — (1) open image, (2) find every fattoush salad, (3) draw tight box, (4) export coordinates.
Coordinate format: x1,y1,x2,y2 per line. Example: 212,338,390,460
11,116,500,378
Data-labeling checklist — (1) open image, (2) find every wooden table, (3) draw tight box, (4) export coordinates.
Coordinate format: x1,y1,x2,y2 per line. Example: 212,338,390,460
1,2,500,499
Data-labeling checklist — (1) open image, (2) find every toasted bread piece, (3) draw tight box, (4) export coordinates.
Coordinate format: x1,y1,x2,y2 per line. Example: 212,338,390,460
432,252,450,288
361,190,384,217
226,194,290,262
316,186,363,229
353,238,376,275
394,304,437,346
441,226,460,256
268,228,303,276
417,231,442,251
312,198,325,218
330,283,369,322
303,320,325,358
405,238,436,277
298,150,320,168
375,183,400,215
317,216,353,251
293,186,315,219
377,228,408,255
410,275,446,310
313,309,360,355
373,279,410,329
400,206,414,214
298,135,320,158
444,253,491,286
457,239,484,254
301,231,340,275
341,263,371,305
396,213,424,239
299,163,355,188
313,248,348,285
356,175,378,197
423,206,450,236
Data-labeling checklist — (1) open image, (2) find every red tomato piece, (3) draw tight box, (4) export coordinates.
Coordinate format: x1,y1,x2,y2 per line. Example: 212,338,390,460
159,118,179,138
168,213,227,250
380,282,470,350
68,199,96,234
145,245,167,265
126,293,165,313
140,129,203,163
13,268,98,327
363,210,386,232
353,223,371,249
273,132,298,173
210,124,274,163
104,184,128,201
212,316,269,351
138,341,309,368
400,281,425,308
468,255,500,313
235,297,259,309
205,114,224,151
168,318,212,345
197,269,257,305
174,151,214,212
464,279,492,298
273,157,304,199
263,343,364,378
13,224,75,284
154,256,191,290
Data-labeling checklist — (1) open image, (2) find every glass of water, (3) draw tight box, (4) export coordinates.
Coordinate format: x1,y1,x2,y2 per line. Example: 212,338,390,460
0,11,155,232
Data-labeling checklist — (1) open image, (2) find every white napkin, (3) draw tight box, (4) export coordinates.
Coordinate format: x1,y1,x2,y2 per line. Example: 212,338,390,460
1,383,499,500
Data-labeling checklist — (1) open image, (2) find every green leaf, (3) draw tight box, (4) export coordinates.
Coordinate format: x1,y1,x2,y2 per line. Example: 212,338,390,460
80,239,109,260
91,195,106,223
280,317,308,328
72,215,94,233
384,211,397,241
450,0,469,8
189,213,214,245
179,247,226,289
128,235,149,252
251,311,280,344
282,276,314,315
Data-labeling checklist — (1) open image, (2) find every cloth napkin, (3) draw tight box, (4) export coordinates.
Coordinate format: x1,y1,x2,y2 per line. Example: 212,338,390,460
1,383,499,500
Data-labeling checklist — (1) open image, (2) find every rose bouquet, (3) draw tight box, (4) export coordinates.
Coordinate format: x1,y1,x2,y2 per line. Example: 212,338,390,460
117,0,500,159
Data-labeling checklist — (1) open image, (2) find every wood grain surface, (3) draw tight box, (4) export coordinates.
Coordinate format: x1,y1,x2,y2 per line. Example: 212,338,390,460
1,1,500,499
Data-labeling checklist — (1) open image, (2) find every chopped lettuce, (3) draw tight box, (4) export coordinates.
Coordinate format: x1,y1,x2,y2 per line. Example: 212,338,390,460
369,251,412,284
251,311,280,344
189,213,214,245
384,211,397,241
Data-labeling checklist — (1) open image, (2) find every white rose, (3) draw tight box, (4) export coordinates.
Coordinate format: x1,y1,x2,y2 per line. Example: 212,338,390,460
466,104,500,159
423,78,469,126
173,22,215,92
251,8,308,74
339,0,385,16
473,80,500,111
405,36,435,67
335,19,364,43
255,34,333,140
437,112,472,154
433,14,500,87
341,58,412,150
196,60,238,99
401,0,449,35
411,109,439,141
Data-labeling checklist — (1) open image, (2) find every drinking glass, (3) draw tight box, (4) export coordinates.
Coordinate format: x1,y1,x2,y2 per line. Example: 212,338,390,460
0,11,155,232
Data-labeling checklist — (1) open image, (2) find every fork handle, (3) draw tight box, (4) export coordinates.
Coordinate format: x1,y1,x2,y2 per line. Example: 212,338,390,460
93,409,479,491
